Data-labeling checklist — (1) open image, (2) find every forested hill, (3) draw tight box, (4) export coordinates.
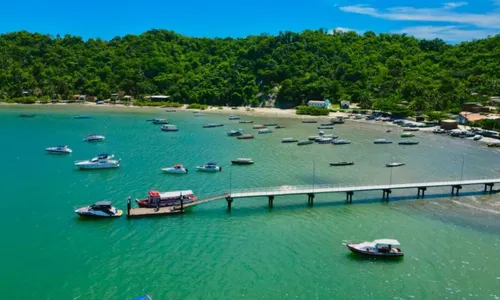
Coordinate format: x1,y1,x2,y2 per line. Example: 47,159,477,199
1,29,500,110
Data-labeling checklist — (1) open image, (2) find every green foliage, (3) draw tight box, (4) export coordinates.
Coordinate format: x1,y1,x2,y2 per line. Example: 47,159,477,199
186,103,208,110
474,119,500,130
0,30,499,109
296,105,330,116
426,111,449,121
134,101,183,107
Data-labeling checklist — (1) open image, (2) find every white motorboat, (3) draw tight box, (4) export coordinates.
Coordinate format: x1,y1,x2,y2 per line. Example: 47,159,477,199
345,239,403,257
386,162,405,167
74,154,120,169
229,115,241,120
84,134,105,142
74,201,123,218
152,118,168,124
258,128,272,134
196,162,222,172
433,128,446,134
162,164,188,174
231,158,254,165
333,139,351,145
45,145,72,154
227,129,243,136
316,138,333,144
374,139,393,144
473,135,483,141
282,138,298,143
400,133,414,138
161,125,178,131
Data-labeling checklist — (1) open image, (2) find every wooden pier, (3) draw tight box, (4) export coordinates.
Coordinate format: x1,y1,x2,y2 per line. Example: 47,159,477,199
126,178,499,217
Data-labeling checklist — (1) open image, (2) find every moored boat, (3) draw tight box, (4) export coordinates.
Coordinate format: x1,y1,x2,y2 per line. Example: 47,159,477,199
302,120,318,123
473,135,482,141
333,139,351,145
237,134,254,139
308,136,320,141
160,125,178,131
196,162,222,172
282,138,298,143
203,123,224,128
84,134,105,142
74,201,123,218
258,128,272,134
227,129,243,136
275,125,287,129
316,137,333,144
374,139,393,144
386,162,405,167
297,140,313,146
322,134,337,139
331,117,345,124
19,113,36,118
433,128,446,134
161,164,188,174
74,154,120,169
136,190,197,208
488,142,500,147
317,126,334,129
165,109,176,112
400,133,415,138
402,128,419,132
239,120,254,123
398,140,419,145
231,158,254,165
45,145,72,154
252,125,266,129
345,239,403,257
74,115,91,119
229,115,241,120
329,161,354,166
152,118,168,124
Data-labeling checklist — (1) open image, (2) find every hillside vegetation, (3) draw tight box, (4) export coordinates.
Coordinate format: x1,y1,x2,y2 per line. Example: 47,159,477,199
1,29,499,112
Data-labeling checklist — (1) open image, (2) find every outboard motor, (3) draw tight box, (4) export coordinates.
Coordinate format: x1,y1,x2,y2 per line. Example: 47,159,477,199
220,167,222,172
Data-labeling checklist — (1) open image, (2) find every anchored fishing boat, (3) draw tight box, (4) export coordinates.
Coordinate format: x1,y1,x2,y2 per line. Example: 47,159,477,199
386,162,405,167
196,162,222,172
237,134,254,139
297,140,313,146
161,164,188,174
329,161,354,166
398,140,419,145
152,118,168,124
231,158,254,165
282,138,298,143
374,139,393,144
227,129,243,136
160,125,178,131
74,154,120,169
45,145,72,154
203,123,224,128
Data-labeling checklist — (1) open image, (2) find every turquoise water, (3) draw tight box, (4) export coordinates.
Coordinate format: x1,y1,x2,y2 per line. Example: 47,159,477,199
1,106,500,299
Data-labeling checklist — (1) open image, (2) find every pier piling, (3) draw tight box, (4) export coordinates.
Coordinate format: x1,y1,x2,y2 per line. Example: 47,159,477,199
346,191,353,203
451,185,462,196
268,195,274,208
127,196,131,217
226,196,233,211
307,193,315,206
382,189,392,201
417,187,427,199
484,183,494,194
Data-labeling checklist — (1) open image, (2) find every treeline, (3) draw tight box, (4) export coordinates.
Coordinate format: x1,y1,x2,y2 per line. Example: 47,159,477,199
0,29,499,111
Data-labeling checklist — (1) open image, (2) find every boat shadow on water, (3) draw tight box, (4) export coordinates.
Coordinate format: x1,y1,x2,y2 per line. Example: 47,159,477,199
345,252,404,263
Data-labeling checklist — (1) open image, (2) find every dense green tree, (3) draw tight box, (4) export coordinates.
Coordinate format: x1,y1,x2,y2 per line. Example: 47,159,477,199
0,30,499,111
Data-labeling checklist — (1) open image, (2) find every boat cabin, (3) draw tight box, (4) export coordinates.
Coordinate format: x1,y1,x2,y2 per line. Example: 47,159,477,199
89,201,114,214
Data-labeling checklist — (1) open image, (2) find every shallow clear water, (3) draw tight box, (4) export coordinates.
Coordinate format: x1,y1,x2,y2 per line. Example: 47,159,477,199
1,106,500,299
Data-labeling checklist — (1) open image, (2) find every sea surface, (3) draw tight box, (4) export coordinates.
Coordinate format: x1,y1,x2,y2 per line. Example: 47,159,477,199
1,106,500,300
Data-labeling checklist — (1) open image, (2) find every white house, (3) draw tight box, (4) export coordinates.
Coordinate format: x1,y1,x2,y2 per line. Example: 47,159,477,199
307,100,331,109
340,101,350,109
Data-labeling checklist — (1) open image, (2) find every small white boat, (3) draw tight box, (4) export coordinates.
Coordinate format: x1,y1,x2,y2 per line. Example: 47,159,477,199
161,125,178,131
231,158,254,165
84,134,105,142
74,201,123,218
316,138,333,144
433,128,446,134
227,129,243,136
386,162,405,167
229,115,241,120
345,239,403,257
297,140,313,146
282,138,298,143
473,135,483,141
318,130,325,136
45,145,72,154
374,139,393,144
162,164,188,174
400,133,414,138
196,162,222,172
333,139,351,145
74,154,120,169
258,128,272,134
152,118,168,124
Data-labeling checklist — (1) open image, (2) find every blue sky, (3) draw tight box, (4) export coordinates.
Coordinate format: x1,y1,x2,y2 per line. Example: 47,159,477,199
1,0,499,42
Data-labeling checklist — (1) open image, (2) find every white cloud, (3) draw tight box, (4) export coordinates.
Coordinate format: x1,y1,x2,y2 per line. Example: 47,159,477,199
328,27,360,34
395,25,497,41
443,2,468,9
339,3,500,29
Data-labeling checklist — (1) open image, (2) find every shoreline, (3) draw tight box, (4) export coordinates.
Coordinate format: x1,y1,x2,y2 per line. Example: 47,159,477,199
2,102,498,145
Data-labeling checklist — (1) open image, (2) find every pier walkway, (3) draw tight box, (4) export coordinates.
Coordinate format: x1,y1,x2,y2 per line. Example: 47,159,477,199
127,178,500,217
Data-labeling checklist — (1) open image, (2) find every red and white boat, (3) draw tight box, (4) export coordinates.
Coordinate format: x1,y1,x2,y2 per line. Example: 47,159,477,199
135,190,197,208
